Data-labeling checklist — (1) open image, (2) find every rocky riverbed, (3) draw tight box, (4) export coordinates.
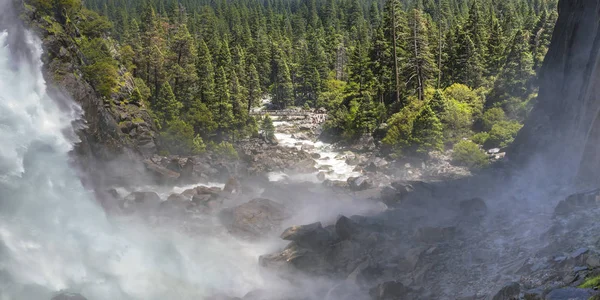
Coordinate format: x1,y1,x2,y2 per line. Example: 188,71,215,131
78,116,600,300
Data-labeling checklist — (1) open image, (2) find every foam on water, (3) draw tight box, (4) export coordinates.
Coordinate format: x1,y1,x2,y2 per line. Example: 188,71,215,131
271,122,361,182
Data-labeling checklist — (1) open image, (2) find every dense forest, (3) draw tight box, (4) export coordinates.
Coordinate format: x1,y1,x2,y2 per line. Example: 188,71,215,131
28,0,558,162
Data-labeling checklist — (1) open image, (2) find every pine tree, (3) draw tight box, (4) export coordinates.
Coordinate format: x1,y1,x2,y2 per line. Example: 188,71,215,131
271,48,294,108
247,64,262,113
411,104,443,154
404,9,436,101
154,82,182,126
169,23,197,110
488,30,535,108
486,15,505,76
213,66,234,138
196,40,216,105
430,89,447,115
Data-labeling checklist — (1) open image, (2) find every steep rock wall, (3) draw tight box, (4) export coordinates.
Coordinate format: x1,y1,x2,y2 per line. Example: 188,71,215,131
509,0,600,186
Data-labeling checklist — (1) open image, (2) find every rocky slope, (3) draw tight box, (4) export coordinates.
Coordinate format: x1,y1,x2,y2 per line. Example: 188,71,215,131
20,2,159,186
509,0,600,187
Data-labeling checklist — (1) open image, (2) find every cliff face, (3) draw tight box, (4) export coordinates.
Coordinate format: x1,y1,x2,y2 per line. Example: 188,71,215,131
20,3,159,184
509,0,600,186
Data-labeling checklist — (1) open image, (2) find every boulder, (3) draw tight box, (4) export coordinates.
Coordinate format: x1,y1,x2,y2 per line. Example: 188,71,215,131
143,159,180,183
365,157,389,172
223,177,241,194
223,198,289,238
492,282,520,300
347,176,373,191
317,172,326,181
311,153,321,159
281,222,333,251
192,193,212,205
293,159,318,173
323,179,349,189
301,143,315,151
121,191,161,213
51,293,87,300
369,281,414,300
259,242,332,276
335,216,363,240
458,197,488,221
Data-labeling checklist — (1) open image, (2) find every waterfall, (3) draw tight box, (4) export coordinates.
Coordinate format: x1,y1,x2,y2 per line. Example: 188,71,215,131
0,22,265,300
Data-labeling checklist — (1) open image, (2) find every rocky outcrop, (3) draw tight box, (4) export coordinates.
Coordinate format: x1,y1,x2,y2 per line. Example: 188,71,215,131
509,0,600,187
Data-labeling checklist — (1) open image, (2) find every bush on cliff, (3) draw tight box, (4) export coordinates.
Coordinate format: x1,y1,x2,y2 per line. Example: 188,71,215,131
160,119,205,155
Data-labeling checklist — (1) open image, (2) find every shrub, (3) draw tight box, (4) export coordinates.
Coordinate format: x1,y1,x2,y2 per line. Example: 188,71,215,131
471,132,490,145
441,99,473,143
481,107,506,131
160,119,205,155
210,141,239,160
83,59,118,97
452,140,489,169
485,120,523,148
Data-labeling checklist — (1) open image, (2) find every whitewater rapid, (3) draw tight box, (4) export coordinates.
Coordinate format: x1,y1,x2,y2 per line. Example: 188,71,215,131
268,121,361,183
0,29,271,300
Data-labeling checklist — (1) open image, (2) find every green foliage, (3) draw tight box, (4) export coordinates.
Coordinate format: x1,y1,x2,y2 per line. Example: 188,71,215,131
83,60,118,97
209,141,239,160
153,82,182,126
73,0,554,153
160,119,205,155
383,101,443,156
481,107,506,131
485,120,523,148
471,132,490,145
452,140,489,169
261,114,276,142
411,105,444,154
441,99,473,143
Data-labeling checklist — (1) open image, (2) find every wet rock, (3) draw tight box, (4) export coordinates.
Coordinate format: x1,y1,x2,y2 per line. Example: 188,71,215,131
196,185,222,195
523,289,544,300
554,189,600,217
223,177,241,194
143,159,180,183
492,282,520,300
323,179,349,189
317,172,326,181
293,159,318,173
335,216,363,240
281,222,333,251
544,288,597,300
365,158,389,172
369,281,414,300
192,193,212,205
311,153,321,159
223,198,289,238
348,176,373,191
301,143,315,151
459,197,488,221
51,293,87,300
416,226,457,244
121,191,161,213
259,242,332,276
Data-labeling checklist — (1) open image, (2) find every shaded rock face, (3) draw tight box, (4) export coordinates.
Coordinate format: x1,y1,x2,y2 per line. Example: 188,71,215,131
509,0,600,186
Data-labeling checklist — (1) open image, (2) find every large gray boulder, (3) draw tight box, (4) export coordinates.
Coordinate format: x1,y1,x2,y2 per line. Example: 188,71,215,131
222,198,289,238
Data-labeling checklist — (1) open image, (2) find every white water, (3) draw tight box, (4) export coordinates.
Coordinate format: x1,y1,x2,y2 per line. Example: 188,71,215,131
269,121,361,183
0,30,273,300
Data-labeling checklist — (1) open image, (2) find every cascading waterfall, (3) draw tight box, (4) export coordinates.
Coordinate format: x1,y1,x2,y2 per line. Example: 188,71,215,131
0,24,267,300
